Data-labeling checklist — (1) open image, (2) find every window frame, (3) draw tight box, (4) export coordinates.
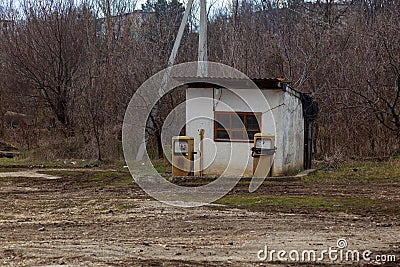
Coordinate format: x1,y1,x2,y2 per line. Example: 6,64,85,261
214,111,262,143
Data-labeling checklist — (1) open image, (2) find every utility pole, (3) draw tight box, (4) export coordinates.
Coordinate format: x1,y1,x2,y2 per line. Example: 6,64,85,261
166,0,208,77
136,0,209,161
197,0,208,76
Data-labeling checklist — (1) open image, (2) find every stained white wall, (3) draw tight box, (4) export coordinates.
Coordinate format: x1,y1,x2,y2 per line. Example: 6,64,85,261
273,92,304,176
186,87,304,177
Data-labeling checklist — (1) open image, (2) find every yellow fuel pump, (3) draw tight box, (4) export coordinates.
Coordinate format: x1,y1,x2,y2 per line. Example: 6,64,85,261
172,136,195,176
251,133,276,178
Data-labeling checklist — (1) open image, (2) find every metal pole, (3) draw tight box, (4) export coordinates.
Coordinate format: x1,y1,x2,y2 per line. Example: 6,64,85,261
199,129,204,177
197,0,208,77
167,0,195,68
159,0,195,96
137,0,195,161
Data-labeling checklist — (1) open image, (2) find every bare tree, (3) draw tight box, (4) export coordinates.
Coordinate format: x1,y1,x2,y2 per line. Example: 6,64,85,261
3,0,86,135
1,0,399,160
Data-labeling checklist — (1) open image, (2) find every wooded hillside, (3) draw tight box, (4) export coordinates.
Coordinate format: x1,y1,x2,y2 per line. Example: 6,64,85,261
0,0,399,161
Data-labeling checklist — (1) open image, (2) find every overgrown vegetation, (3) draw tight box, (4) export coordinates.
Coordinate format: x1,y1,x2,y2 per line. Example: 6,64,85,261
306,160,400,182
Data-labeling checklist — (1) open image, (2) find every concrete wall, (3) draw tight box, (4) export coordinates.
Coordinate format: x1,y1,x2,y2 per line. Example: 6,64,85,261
278,90,305,175
186,87,304,177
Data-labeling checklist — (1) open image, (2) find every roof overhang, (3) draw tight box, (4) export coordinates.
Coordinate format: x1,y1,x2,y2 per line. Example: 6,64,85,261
174,76,288,90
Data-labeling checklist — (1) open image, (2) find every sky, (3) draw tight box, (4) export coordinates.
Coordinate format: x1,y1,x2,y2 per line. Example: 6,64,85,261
135,0,229,11
1,0,229,19
135,0,147,9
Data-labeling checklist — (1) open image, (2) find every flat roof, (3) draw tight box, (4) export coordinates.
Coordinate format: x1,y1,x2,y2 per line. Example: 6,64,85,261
173,76,288,90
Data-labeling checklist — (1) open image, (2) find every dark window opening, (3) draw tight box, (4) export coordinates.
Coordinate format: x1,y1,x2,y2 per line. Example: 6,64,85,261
214,112,261,142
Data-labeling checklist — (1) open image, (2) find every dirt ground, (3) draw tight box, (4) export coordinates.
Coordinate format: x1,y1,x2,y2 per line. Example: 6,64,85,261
0,169,399,266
